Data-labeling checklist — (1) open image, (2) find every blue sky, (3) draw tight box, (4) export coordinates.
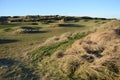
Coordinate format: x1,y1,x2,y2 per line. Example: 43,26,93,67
0,0,120,18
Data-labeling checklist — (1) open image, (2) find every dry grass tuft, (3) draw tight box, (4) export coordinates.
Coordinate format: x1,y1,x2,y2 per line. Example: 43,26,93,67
13,26,41,34
52,25,120,79
24,20,120,79
97,20,120,30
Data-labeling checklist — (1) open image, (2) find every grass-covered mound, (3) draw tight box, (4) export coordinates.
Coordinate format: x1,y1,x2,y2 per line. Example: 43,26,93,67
25,20,120,80
14,26,42,34
1,25,48,34
1,19,120,80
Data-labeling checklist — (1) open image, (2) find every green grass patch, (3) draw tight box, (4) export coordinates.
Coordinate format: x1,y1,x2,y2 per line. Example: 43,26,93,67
0,24,20,29
31,33,87,63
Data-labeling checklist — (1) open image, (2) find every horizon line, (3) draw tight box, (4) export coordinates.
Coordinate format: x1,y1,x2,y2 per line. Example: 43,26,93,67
0,14,118,19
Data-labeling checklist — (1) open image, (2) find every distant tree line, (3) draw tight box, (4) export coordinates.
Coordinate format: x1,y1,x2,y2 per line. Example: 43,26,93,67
0,15,117,24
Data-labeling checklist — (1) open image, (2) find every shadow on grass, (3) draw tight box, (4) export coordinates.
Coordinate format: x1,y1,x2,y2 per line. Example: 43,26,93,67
59,23,85,27
23,30,49,34
19,26,48,34
0,39,18,44
21,26,41,29
0,58,39,79
115,28,120,35
84,47,103,58
0,58,16,67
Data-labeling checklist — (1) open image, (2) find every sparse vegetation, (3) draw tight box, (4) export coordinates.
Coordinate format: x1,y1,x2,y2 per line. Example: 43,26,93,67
31,33,87,63
0,15,120,80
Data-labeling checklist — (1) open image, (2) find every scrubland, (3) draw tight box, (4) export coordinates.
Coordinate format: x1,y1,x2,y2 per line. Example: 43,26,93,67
0,16,120,80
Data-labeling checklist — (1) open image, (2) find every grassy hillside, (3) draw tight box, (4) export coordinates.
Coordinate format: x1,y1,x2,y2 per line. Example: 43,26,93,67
1,17,120,80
